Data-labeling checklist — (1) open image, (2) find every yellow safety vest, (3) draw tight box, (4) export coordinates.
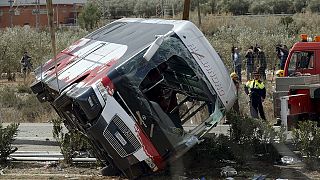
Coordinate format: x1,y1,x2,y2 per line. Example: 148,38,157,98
246,80,265,89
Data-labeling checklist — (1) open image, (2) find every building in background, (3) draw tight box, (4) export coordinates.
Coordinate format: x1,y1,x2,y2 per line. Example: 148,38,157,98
0,0,87,28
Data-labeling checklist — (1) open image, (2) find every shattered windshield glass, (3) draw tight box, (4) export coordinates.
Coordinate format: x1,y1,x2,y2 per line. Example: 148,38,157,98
114,34,225,149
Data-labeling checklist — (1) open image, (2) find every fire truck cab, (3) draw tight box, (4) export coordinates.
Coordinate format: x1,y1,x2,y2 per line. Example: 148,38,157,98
274,34,320,129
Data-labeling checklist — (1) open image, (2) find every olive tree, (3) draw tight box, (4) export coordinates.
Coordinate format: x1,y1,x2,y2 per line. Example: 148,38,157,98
78,2,102,30
308,0,320,13
134,0,157,17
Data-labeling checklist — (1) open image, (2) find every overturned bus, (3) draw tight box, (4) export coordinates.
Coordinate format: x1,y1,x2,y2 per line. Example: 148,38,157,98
31,18,236,178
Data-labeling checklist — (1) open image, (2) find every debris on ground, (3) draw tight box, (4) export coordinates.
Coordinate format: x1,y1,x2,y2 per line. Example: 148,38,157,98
252,174,267,180
220,166,237,177
280,156,296,165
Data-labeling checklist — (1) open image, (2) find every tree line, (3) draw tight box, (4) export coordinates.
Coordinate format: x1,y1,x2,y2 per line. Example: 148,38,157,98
89,0,319,19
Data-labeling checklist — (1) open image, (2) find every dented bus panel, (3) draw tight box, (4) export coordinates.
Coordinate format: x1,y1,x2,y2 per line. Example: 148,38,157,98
31,18,236,178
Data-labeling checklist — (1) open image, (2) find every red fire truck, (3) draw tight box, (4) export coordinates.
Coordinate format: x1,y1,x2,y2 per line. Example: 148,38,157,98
274,34,320,129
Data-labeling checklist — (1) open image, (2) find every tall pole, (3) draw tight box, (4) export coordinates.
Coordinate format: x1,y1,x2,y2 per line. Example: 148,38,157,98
73,4,77,25
56,4,59,27
35,0,39,30
197,0,201,26
182,0,190,20
47,0,60,93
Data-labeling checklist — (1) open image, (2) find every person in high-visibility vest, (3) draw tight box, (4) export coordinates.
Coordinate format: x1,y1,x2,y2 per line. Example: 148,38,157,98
244,71,266,120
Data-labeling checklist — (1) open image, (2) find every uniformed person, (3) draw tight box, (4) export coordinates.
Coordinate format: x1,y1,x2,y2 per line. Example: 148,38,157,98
230,72,240,114
244,71,266,120
275,69,284,77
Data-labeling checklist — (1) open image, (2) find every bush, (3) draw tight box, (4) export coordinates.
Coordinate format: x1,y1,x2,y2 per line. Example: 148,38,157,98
189,112,286,164
0,123,19,164
292,121,320,158
52,118,93,165
0,87,22,108
292,121,320,170
0,85,57,123
16,84,32,94
19,95,52,122
189,134,234,162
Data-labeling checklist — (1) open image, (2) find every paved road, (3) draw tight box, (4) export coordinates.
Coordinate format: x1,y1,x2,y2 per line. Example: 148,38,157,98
4,123,289,152
3,123,62,151
4,123,231,152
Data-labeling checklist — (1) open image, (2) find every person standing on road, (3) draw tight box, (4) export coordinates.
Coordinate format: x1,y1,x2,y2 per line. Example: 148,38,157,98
245,46,254,81
244,71,266,120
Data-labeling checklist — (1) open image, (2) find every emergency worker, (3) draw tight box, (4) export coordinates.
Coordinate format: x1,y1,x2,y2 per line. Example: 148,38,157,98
276,70,284,77
230,72,240,114
244,72,266,120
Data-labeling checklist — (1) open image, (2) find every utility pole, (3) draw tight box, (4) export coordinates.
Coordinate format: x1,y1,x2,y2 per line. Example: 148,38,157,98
73,4,76,25
35,0,40,30
182,0,190,20
8,0,13,27
47,0,60,93
197,0,201,26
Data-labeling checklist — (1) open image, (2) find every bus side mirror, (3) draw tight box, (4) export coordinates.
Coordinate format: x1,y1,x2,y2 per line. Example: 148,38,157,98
143,35,164,61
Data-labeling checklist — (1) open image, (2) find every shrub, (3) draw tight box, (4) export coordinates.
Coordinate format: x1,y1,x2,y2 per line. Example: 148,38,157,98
19,95,51,121
0,87,21,108
0,123,19,164
16,84,32,94
189,134,234,162
292,121,320,158
227,111,285,163
189,112,286,164
292,121,320,170
52,118,93,165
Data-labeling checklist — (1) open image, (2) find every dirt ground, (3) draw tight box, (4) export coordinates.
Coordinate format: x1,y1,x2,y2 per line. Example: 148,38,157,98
0,162,125,180
1,157,319,180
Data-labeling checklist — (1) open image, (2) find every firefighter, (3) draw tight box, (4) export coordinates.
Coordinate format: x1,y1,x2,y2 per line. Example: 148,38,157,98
244,71,266,120
276,70,284,77
230,72,240,114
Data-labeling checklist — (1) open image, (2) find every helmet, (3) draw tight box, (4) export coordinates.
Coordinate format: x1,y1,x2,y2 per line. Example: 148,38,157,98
230,72,238,79
276,70,284,77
